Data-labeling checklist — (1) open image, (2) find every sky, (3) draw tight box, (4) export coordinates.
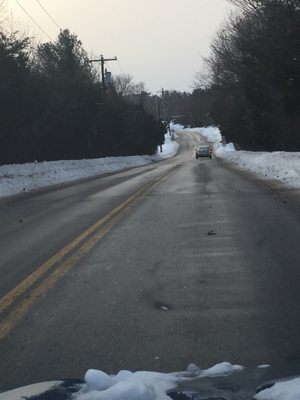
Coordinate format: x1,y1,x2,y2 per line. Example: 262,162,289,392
3,0,235,93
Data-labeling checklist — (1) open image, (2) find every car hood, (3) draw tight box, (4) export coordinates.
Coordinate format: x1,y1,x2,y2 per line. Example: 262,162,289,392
1,364,300,400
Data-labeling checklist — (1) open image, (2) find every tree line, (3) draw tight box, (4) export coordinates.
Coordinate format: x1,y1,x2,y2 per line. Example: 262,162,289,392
195,0,300,151
3,0,297,162
152,0,300,152
0,27,165,165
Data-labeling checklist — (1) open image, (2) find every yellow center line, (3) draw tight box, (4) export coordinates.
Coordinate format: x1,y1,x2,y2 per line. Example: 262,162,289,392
0,163,181,341
0,173,169,315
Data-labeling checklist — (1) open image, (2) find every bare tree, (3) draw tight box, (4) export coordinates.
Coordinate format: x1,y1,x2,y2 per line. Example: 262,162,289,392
112,73,145,96
197,0,300,150
132,81,146,95
112,73,133,96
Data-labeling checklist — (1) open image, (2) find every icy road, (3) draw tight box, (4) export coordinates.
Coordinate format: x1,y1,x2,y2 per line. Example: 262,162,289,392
0,131,300,386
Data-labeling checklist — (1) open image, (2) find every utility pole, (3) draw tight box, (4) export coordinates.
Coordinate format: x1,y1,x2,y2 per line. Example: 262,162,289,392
88,55,117,101
156,89,166,121
156,96,161,121
157,88,167,122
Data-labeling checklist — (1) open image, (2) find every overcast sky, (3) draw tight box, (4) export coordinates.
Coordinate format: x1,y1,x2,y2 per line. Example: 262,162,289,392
4,0,234,93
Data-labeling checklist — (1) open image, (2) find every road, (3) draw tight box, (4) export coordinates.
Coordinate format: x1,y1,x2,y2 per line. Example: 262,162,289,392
1,132,300,386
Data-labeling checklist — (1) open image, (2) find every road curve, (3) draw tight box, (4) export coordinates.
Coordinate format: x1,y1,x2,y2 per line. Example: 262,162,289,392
1,132,300,385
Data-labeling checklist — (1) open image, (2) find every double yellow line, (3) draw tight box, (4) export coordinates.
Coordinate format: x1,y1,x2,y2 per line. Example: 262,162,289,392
0,163,181,341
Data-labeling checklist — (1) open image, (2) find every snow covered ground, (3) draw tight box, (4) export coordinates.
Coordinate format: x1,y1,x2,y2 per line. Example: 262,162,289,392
0,134,179,199
172,124,300,189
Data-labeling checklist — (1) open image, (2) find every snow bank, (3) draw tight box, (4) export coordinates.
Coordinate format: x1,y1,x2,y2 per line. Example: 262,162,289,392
216,150,300,189
172,124,235,153
190,125,300,188
157,132,179,159
188,126,222,147
170,123,185,133
0,134,178,199
176,123,300,189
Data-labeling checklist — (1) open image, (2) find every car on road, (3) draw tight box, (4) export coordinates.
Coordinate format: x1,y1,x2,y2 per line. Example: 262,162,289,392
195,145,212,159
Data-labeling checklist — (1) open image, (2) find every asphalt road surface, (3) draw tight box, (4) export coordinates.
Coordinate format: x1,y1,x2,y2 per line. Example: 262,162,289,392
1,132,300,386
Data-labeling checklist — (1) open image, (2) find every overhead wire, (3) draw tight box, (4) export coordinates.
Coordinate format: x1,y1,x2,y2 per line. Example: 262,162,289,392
14,0,54,41
117,59,127,75
34,0,62,30
13,1,125,76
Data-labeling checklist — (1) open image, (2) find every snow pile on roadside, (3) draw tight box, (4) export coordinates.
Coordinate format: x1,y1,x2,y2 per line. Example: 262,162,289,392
171,124,234,152
157,132,179,159
172,122,300,189
0,133,178,199
170,123,185,133
196,126,300,188
188,125,300,188
77,362,244,400
188,126,236,152
217,151,300,188
217,142,236,152
188,126,222,147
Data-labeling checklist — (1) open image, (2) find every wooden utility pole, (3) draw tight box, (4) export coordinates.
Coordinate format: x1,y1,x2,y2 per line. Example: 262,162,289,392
88,55,117,101
161,88,167,122
156,88,167,122
157,96,161,121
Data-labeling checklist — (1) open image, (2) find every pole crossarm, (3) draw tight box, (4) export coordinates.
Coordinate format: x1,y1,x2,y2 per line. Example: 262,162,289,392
88,57,117,63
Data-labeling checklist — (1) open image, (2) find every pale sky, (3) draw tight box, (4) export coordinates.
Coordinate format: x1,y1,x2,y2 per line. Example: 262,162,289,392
4,0,234,93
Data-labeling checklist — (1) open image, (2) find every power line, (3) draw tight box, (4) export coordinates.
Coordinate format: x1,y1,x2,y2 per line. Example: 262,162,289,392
14,0,54,41
117,59,126,75
35,0,62,30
